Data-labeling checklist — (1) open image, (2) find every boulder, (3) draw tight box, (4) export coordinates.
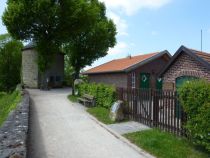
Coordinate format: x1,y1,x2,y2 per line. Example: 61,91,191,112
109,100,124,122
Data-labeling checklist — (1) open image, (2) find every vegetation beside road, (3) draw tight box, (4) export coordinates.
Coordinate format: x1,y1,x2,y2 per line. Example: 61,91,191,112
87,107,115,124
0,34,23,92
78,83,116,108
178,80,210,152
124,129,209,158
68,94,79,103
0,90,21,126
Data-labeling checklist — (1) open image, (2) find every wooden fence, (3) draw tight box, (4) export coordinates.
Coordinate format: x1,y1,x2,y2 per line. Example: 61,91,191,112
116,88,187,136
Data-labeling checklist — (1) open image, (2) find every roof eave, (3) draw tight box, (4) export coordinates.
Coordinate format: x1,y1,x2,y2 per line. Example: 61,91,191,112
82,70,124,75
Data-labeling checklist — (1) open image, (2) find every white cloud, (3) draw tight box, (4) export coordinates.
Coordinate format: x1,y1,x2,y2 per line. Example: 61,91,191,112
108,12,128,36
100,0,171,16
100,0,171,36
108,41,129,55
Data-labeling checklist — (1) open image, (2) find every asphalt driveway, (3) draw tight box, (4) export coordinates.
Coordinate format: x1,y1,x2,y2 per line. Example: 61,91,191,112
28,88,152,158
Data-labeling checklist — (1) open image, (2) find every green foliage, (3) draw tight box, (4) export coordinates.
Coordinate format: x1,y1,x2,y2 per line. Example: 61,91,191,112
3,0,116,73
68,94,79,103
0,90,21,126
87,107,115,124
124,129,208,158
0,34,23,92
63,10,117,78
78,83,116,108
64,55,74,86
178,80,210,152
0,92,7,98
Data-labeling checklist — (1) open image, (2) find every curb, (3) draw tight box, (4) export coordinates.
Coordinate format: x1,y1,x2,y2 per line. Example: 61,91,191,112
86,113,155,158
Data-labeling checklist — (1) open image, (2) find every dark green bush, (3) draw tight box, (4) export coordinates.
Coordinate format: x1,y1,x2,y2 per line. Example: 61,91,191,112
0,34,23,92
78,83,116,108
0,92,6,98
178,80,210,152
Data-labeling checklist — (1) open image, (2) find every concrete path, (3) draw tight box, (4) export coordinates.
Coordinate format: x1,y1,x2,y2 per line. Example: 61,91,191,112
108,121,151,135
28,88,153,158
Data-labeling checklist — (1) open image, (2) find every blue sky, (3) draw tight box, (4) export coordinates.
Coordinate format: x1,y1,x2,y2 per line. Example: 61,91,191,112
1,0,210,69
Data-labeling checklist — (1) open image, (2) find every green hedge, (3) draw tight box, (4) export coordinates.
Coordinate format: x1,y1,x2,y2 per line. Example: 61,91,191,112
178,80,210,152
78,83,116,108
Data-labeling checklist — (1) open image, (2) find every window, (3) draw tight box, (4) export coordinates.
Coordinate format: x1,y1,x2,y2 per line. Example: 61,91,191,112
56,76,61,82
131,72,136,88
50,76,54,82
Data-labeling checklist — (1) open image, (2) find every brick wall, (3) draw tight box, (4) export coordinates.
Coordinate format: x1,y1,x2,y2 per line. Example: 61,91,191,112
88,73,128,88
22,49,39,88
163,53,210,90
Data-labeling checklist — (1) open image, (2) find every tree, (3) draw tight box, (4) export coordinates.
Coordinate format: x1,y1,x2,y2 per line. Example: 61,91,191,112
0,34,23,92
64,55,75,86
3,0,107,72
3,0,116,92
63,2,116,94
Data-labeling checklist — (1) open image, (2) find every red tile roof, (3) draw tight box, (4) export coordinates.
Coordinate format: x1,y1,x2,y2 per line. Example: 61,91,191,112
190,49,210,63
84,52,160,74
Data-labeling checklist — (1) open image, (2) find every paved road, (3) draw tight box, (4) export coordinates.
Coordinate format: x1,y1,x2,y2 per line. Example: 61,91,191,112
28,88,151,158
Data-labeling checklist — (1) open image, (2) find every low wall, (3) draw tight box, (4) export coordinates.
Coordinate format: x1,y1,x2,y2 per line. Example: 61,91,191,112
0,91,30,158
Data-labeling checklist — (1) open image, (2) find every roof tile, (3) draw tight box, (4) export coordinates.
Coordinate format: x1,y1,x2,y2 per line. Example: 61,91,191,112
190,49,210,64
84,52,159,74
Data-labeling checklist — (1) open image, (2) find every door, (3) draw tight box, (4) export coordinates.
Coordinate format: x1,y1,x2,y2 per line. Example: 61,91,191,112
140,73,150,89
175,76,198,118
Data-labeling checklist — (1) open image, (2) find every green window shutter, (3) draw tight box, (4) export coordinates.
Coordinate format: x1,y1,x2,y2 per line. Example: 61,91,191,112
140,73,150,89
156,78,163,90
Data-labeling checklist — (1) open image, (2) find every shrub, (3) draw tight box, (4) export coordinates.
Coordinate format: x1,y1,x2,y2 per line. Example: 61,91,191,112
78,83,116,108
178,80,210,152
0,92,6,98
0,34,23,92
0,90,21,125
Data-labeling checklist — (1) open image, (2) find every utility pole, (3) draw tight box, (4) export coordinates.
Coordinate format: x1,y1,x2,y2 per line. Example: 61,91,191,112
201,29,203,52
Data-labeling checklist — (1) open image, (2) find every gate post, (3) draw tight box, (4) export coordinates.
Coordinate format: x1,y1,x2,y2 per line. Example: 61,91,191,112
153,89,159,127
133,88,138,120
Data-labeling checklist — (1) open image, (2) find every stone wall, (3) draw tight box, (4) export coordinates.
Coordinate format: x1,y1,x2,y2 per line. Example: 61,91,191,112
88,73,128,88
0,91,30,158
22,49,38,88
162,53,210,90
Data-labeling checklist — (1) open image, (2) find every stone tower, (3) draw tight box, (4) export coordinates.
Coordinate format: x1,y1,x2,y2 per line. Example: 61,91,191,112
22,42,64,88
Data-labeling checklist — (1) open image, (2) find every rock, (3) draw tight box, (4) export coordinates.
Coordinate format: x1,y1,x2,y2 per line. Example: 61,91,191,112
109,100,124,122
10,153,23,158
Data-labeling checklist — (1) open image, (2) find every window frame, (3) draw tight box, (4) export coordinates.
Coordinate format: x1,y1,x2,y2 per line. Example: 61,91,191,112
131,72,136,89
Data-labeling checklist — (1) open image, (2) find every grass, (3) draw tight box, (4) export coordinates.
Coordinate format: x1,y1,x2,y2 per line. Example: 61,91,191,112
87,107,115,124
0,90,21,126
67,94,115,124
124,129,209,158
68,94,79,102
